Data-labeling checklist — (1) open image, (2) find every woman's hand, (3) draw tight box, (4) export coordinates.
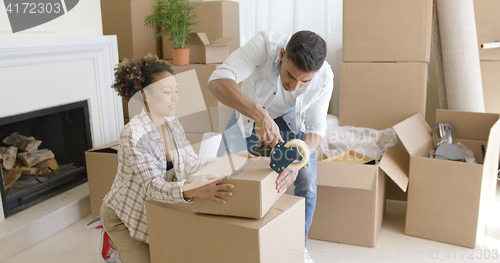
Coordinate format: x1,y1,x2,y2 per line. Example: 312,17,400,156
183,174,234,204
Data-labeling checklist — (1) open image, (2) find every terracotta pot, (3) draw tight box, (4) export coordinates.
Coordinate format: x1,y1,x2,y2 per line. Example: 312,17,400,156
171,48,190,66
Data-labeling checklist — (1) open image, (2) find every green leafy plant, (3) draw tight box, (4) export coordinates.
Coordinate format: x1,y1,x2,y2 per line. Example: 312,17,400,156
144,0,197,49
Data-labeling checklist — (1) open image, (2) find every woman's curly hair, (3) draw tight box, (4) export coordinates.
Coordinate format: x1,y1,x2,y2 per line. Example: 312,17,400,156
112,54,173,101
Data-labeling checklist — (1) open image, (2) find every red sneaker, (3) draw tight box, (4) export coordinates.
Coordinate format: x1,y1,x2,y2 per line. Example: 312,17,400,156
100,230,118,263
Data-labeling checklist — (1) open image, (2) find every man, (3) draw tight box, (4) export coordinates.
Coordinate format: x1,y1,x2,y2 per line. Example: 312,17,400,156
208,31,333,251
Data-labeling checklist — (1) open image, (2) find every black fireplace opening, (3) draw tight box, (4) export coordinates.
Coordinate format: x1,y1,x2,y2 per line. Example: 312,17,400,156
0,100,92,217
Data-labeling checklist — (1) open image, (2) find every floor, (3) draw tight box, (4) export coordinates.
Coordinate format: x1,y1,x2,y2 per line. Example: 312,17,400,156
4,194,500,263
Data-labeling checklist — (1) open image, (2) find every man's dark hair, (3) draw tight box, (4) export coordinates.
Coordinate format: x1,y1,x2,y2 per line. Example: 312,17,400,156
285,30,327,72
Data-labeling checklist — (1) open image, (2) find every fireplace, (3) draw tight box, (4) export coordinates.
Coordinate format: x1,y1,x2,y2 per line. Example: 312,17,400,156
0,101,93,217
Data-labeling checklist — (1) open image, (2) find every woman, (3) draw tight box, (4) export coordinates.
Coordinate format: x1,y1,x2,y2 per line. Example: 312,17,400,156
100,54,234,263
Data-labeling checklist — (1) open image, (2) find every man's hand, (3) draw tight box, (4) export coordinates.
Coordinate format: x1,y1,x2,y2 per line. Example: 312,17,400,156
255,113,284,147
276,167,299,193
183,174,234,204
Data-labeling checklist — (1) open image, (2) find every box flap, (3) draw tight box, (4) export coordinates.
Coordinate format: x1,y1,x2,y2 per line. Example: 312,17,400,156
210,37,238,45
317,162,376,190
86,141,119,152
190,32,211,45
435,110,500,141
379,146,409,192
393,113,433,157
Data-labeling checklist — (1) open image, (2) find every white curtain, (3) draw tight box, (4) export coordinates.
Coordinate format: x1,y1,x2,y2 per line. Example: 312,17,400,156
195,0,343,116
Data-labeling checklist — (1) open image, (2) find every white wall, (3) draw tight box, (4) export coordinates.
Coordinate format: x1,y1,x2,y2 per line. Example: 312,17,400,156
0,59,103,143
0,0,102,38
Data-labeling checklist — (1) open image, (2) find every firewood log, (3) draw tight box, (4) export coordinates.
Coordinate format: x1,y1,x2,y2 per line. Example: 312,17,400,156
2,167,22,189
17,149,54,168
13,158,58,176
2,132,41,152
0,146,17,170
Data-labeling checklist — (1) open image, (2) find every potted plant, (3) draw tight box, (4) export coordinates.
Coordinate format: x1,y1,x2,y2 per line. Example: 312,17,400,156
144,0,197,65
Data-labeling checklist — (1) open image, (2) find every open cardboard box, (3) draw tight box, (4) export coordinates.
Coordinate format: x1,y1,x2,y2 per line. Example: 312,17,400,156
308,154,390,247
188,32,237,64
85,141,119,218
190,155,284,218
147,194,304,263
163,0,240,60
379,110,500,248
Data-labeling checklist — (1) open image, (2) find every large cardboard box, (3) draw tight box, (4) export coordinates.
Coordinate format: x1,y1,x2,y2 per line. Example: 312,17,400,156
147,194,305,263
101,0,160,60
85,142,119,218
480,61,500,115
174,70,212,133
163,0,240,60
309,158,400,247
380,110,500,248
171,63,222,132
190,155,284,218
339,62,428,130
188,32,236,64
474,0,500,60
343,0,432,62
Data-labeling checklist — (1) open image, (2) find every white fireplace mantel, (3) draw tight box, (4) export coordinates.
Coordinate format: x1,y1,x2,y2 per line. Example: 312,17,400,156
0,35,123,221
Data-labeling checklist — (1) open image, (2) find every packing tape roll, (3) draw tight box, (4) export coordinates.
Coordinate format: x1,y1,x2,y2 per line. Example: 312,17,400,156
284,139,310,169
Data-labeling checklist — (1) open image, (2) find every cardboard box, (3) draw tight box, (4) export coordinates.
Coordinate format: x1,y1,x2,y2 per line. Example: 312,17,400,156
174,70,212,133
308,159,392,247
339,62,428,130
163,0,240,60
100,0,160,60
379,110,500,248
147,194,305,263
474,0,500,60
190,155,284,218
170,63,223,131
188,32,236,64
343,0,432,62
85,142,119,218
480,61,500,115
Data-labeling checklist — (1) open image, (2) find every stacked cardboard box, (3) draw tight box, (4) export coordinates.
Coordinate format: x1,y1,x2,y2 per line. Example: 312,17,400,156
340,0,432,129
163,0,240,63
309,0,433,247
100,0,161,60
147,194,305,263
474,0,500,114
